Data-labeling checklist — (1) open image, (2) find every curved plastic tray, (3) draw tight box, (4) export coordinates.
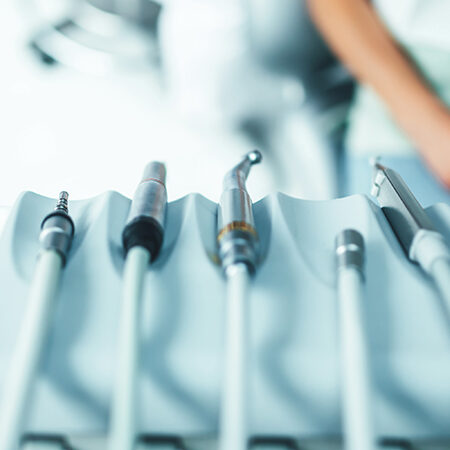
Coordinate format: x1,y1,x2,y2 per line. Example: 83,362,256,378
0,191,449,439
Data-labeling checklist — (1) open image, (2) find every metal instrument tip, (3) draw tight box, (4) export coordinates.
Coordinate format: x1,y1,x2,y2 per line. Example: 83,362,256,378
55,191,69,213
246,150,262,165
369,156,380,168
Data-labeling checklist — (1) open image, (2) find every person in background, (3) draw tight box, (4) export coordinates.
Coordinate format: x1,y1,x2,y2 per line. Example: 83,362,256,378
307,0,450,205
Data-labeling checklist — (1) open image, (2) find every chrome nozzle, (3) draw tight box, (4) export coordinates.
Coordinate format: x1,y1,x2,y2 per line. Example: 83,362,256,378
125,161,167,230
335,229,365,273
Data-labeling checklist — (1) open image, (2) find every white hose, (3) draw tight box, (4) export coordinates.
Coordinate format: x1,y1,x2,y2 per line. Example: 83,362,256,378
430,258,450,309
338,267,376,450
219,263,250,450
108,245,150,450
409,229,450,309
0,250,63,450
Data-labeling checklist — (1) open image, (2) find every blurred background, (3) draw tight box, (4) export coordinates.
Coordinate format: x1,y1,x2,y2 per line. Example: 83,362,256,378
0,0,355,225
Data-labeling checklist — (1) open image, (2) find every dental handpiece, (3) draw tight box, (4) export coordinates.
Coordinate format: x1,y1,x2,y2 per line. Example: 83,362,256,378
109,162,167,450
371,162,450,305
0,192,74,450
122,162,167,260
335,230,376,450
217,149,262,275
217,150,262,450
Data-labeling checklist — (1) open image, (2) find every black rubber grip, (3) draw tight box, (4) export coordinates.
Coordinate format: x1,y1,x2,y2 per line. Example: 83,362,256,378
40,211,75,236
122,215,164,261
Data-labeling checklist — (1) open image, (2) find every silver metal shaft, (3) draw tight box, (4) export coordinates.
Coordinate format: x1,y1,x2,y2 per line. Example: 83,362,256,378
217,150,262,275
218,149,262,231
125,162,167,230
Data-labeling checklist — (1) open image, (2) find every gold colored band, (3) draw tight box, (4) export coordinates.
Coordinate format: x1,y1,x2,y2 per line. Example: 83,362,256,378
217,221,258,242
140,177,166,187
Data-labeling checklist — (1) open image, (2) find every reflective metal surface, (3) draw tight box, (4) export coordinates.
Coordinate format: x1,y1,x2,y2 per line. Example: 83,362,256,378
217,150,262,274
371,162,435,254
126,162,167,230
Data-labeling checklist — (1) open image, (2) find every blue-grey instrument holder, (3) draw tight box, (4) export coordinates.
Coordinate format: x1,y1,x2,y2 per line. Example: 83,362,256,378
0,191,449,440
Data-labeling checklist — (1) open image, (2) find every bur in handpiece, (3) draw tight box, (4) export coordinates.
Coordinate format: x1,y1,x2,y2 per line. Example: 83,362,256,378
217,150,262,275
122,162,167,260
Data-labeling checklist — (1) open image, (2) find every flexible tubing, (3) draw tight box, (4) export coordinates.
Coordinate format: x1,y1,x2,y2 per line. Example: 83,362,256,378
409,230,450,310
338,267,376,450
0,250,62,450
219,263,250,450
108,245,150,450
430,258,450,310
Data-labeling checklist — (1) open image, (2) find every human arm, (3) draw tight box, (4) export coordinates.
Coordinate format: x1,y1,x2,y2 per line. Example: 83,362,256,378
306,0,450,187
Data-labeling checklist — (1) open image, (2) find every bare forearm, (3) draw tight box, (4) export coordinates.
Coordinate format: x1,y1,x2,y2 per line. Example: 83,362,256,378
307,0,449,155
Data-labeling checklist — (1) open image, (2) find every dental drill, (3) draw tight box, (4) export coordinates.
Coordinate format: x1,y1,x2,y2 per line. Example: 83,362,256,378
217,150,262,450
0,192,75,450
335,230,376,450
108,162,167,450
372,162,450,307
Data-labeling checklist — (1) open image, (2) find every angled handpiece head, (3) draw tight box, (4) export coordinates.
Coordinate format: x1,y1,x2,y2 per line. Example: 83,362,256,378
217,150,262,275
39,191,75,265
122,162,168,261
371,161,434,257
221,149,263,192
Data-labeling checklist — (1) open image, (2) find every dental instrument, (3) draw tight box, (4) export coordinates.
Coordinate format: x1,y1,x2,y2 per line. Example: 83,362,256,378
108,162,167,450
217,150,262,450
372,162,450,307
0,192,75,450
335,229,376,450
